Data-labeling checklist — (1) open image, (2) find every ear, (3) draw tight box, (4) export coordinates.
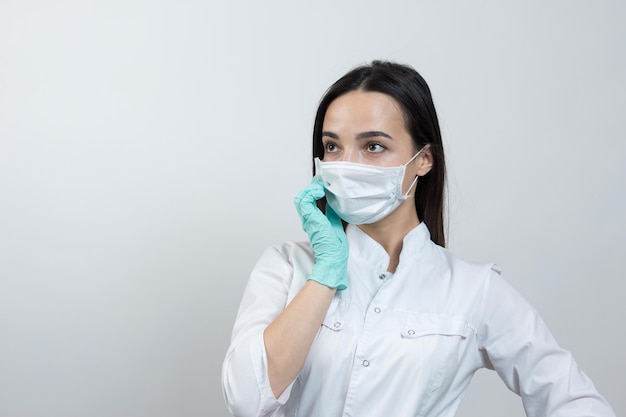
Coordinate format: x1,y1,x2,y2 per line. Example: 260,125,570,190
414,145,434,176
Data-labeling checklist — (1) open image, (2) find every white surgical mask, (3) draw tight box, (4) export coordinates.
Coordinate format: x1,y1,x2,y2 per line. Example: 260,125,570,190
314,148,424,224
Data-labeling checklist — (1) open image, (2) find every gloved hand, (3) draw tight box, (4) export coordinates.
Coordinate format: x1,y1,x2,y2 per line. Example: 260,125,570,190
294,177,349,290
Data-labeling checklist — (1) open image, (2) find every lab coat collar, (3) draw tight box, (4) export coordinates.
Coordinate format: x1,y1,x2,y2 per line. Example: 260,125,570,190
346,222,432,269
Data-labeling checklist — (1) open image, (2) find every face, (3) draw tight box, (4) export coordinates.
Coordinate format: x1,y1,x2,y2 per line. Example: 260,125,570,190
321,90,432,193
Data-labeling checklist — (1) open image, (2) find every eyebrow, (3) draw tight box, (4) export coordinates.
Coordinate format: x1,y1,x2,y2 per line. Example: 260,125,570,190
322,131,394,140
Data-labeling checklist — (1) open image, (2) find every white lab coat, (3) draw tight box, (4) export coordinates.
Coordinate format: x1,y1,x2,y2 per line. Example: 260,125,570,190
222,223,615,417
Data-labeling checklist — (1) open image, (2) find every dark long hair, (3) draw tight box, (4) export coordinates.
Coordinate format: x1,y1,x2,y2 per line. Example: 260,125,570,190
312,60,447,247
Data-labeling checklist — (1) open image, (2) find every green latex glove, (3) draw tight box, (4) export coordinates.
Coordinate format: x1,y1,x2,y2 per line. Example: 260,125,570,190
294,177,349,290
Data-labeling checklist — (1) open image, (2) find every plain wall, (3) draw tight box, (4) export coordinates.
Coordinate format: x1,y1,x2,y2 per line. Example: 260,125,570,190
1,1,624,416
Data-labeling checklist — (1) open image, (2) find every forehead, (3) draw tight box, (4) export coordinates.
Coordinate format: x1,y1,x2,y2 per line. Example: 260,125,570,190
323,90,406,130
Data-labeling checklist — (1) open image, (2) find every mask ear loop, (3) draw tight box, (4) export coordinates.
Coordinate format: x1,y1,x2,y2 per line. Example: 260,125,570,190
403,146,426,167
403,175,419,199
401,145,426,198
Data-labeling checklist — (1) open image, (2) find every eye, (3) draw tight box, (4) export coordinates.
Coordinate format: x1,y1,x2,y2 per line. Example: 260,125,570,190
324,142,339,153
366,142,385,153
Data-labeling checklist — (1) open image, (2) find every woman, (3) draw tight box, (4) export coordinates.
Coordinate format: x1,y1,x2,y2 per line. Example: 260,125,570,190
222,61,615,417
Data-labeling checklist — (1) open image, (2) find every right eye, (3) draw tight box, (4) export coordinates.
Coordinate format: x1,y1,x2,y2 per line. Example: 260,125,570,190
324,142,339,153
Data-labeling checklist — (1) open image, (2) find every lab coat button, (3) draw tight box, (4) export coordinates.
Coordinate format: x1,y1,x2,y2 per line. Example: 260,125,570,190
378,273,386,280
333,322,341,328
374,307,381,313
408,329,415,335
362,360,370,367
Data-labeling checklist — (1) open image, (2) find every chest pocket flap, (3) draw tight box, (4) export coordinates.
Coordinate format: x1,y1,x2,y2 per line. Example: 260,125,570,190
401,314,474,339
321,296,350,332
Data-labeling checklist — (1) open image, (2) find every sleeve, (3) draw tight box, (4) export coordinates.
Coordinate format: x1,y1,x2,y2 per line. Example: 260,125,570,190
221,244,308,417
477,268,616,417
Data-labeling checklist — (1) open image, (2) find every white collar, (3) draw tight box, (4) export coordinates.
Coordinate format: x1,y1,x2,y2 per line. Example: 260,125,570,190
346,222,432,270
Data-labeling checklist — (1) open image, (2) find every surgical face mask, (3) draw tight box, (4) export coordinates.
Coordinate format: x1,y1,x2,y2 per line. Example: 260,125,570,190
314,148,424,224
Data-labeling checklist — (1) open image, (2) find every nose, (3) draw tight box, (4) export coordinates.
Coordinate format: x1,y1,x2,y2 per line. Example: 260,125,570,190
339,146,359,163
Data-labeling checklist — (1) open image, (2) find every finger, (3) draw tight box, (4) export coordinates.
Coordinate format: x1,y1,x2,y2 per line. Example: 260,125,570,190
309,175,324,188
294,177,325,210
307,176,326,199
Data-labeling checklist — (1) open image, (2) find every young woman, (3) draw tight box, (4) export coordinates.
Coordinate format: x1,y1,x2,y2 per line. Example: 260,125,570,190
222,61,615,417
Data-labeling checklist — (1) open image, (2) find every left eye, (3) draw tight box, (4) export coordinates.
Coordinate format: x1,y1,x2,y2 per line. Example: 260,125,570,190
367,143,384,152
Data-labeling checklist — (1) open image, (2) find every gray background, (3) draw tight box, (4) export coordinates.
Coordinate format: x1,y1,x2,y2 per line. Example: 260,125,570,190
1,1,624,416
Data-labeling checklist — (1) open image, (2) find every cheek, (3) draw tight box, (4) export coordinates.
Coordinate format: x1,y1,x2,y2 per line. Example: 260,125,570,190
401,165,419,194
406,158,420,177
321,152,340,162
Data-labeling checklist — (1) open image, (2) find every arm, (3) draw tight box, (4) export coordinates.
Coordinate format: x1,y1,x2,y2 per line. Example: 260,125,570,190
222,245,301,417
264,280,336,397
265,177,349,397
478,269,615,417
222,178,348,417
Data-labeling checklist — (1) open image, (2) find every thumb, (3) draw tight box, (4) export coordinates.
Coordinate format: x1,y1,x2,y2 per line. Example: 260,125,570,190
325,204,345,233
